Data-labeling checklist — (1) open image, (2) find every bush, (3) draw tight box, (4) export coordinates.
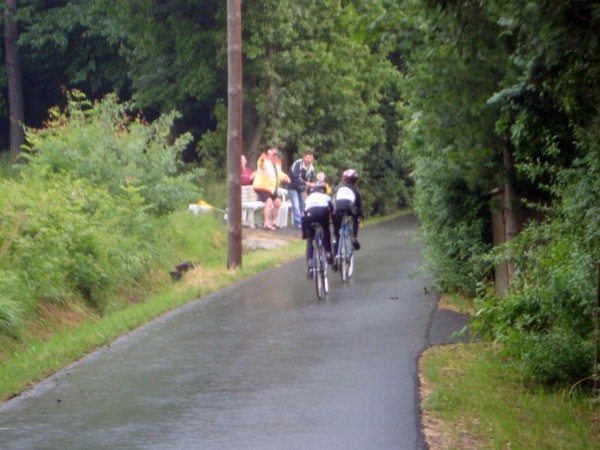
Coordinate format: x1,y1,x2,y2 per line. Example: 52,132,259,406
521,330,594,386
0,91,210,338
412,157,492,295
0,175,162,315
473,121,600,386
23,90,203,216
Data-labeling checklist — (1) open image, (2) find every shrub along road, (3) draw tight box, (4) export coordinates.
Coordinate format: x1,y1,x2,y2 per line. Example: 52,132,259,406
0,215,466,449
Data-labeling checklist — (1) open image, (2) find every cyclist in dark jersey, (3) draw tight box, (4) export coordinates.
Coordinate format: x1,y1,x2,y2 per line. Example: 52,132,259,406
332,169,363,264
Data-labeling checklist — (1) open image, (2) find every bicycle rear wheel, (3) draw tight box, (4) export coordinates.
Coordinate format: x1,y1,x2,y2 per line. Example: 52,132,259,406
347,251,354,279
314,235,325,300
346,219,354,279
340,233,349,283
321,244,329,295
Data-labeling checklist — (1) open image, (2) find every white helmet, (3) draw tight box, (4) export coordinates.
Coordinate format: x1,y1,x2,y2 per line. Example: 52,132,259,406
342,169,358,183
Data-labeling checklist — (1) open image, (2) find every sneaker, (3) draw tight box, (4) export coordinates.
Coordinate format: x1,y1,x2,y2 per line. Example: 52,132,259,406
331,256,340,272
326,252,334,265
352,238,361,250
306,259,314,278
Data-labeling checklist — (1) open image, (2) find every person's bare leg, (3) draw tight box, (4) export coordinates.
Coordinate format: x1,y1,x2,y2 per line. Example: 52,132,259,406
272,197,282,227
263,198,274,227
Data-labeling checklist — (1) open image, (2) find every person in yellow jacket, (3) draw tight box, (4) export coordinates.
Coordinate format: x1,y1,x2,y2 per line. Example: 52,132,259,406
253,147,290,229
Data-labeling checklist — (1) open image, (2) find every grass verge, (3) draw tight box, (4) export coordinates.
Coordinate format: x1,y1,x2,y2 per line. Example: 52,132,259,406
420,295,600,449
0,227,305,403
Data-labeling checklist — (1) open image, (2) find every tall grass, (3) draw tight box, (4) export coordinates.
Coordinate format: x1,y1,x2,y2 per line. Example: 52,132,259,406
0,154,22,179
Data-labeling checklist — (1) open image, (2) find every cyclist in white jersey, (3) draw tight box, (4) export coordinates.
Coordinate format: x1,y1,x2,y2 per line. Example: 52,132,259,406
332,169,363,261
301,183,334,271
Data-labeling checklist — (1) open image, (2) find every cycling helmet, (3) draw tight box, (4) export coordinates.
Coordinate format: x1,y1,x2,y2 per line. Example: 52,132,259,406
342,169,358,183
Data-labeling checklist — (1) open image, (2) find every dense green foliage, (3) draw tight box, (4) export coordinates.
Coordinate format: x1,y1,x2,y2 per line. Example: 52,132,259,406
0,93,202,337
24,91,202,215
200,0,411,213
400,0,507,294
399,0,600,386
0,0,411,215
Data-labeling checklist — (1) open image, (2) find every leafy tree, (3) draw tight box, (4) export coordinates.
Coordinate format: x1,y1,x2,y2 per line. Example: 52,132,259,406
472,0,600,385
4,0,25,158
236,0,409,213
96,0,226,163
398,0,507,293
16,0,129,123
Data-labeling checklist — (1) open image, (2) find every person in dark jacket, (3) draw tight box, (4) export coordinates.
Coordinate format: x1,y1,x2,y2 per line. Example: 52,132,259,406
288,151,315,228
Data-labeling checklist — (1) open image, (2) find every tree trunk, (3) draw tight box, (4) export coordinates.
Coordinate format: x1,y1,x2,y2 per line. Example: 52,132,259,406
226,0,242,269
242,96,264,168
502,136,520,281
4,0,25,160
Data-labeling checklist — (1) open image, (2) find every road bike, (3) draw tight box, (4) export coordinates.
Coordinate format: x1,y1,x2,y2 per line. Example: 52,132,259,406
335,213,354,282
309,222,330,299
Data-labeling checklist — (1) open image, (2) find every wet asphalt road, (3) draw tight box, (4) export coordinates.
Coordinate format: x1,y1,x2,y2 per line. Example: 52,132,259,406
0,214,442,449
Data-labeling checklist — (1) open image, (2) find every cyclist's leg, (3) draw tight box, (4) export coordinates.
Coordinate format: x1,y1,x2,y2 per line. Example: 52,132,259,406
332,211,341,255
351,212,360,250
332,211,343,270
310,208,333,264
303,213,316,269
300,211,309,240
322,219,333,264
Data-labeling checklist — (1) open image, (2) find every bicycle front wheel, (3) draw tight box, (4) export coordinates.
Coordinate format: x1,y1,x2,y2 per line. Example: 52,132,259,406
347,251,354,279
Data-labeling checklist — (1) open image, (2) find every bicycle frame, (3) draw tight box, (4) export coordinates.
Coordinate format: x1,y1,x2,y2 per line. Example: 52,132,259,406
311,222,329,299
336,214,354,282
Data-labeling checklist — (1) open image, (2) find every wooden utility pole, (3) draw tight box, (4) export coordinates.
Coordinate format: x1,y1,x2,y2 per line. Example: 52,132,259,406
226,0,242,268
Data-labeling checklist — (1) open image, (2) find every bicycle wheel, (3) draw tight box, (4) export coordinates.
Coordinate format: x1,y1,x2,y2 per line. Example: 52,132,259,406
320,241,329,295
340,231,349,283
314,234,325,300
347,250,354,279
346,220,354,279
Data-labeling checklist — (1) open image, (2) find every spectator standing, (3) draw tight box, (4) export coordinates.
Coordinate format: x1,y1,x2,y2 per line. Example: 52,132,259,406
252,147,290,230
288,151,315,228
